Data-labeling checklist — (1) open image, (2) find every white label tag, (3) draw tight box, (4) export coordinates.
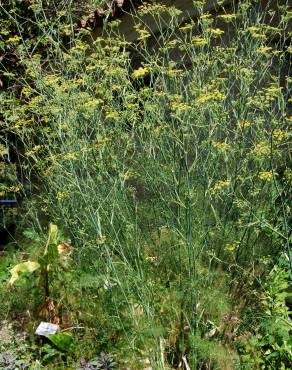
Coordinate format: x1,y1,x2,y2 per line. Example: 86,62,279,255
35,322,59,337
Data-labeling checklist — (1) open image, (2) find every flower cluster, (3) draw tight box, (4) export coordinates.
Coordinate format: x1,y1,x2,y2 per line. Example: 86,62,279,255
211,180,231,193
195,90,226,105
132,67,149,79
191,37,208,46
258,171,276,181
212,141,231,151
56,191,70,200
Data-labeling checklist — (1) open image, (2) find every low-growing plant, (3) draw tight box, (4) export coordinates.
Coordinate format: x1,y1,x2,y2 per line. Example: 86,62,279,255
237,255,292,369
0,352,29,370
78,352,117,370
7,223,73,322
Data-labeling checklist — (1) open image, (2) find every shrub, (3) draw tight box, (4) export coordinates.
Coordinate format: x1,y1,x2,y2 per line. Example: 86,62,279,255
0,0,291,368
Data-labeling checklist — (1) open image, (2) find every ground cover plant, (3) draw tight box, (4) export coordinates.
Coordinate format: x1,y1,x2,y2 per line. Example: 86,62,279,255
0,0,291,368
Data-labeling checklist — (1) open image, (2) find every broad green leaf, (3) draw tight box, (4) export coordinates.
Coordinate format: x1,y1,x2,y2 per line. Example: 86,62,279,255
47,223,58,245
44,223,58,255
47,332,73,352
8,260,40,288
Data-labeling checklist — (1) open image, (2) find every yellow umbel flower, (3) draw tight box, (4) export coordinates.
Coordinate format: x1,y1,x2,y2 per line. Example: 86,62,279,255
85,65,98,72
21,86,32,98
7,35,21,44
252,142,270,158
135,28,151,41
96,235,106,245
64,152,78,160
191,37,208,46
138,3,181,16
207,28,224,37
171,102,191,112
257,46,273,55
238,120,252,129
211,180,231,192
224,243,239,252
217,14,237,22
258,171,276,181
84,99,104,108
8,186,20,193
25,145,44,157
212,141,230,151
273,129,289,144
105,112,119,120
246,26,266,40
132,67,149,79
56,191,69,200
196,91,225,105
179,23,194,33
43,75,61,86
